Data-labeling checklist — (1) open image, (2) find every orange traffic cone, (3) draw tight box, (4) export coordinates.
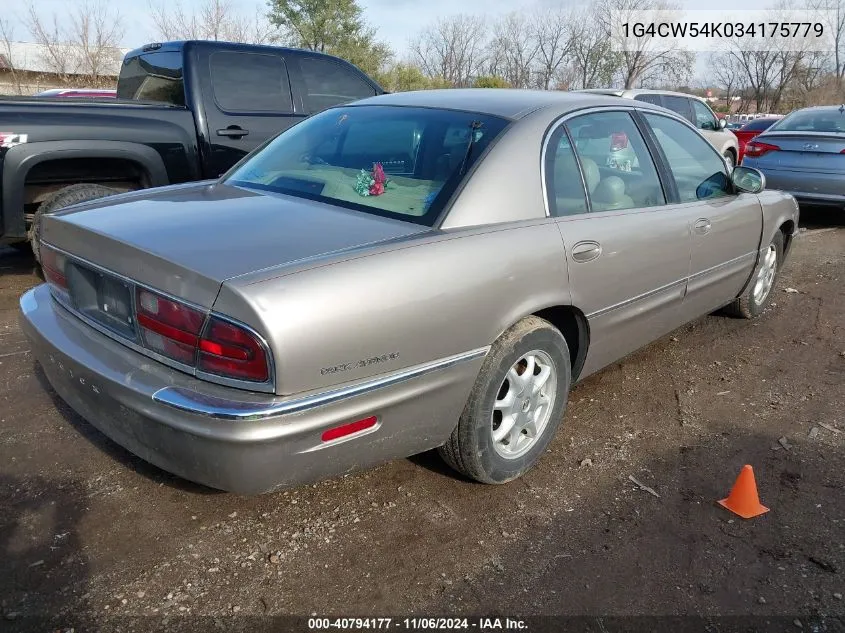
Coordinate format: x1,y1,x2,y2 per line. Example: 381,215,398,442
718,465,769,519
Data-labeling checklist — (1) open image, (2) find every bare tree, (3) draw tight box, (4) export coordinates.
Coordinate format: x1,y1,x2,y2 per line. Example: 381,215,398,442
531,7,573,90
710,51,745,110
410,15,488,87
808,0,845,84
149,0,277,43
568,8,618,89
25,1,125,87
0,18,25,95
70,1,125,85
485,13,538,88
597,0,693,89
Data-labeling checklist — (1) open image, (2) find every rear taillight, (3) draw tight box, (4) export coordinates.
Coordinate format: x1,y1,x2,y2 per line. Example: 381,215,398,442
136,288,270,383
136,288,205,365
41,246,68,291
744,141,780,158
198,317,270,382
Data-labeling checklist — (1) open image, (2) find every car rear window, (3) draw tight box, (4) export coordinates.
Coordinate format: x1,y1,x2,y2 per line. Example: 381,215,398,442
117,51,185,106
740,119,778,131
225,105,509,226
773,110,845,133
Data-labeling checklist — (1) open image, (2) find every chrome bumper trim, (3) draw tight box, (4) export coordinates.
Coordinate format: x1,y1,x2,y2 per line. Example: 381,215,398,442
152,347,490,421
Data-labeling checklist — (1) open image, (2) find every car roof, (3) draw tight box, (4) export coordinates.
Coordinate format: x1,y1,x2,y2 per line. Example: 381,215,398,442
350,89,643,120
578,88,711,103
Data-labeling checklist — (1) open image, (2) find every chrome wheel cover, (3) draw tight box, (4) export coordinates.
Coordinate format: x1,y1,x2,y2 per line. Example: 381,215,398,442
491,350,557,460
753,244,777,305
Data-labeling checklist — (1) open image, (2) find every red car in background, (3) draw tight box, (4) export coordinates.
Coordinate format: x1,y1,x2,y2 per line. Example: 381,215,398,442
734,118,781,163
35,88,117,99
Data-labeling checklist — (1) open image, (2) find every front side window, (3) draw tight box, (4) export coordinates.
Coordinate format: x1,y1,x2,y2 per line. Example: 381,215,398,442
210,51,292,113
544,128,588,216
643,113,731,202
691,99,718,130
225,105,509,225
299,57,377,113
117,52,185,106
566,111,665,211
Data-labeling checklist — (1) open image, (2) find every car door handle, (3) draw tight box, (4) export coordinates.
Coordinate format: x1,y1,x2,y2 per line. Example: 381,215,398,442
694,218,712,234
217,126,249,138
571,240,602,263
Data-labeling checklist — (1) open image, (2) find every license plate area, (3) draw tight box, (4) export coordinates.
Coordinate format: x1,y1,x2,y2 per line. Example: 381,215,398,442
66,264,136,339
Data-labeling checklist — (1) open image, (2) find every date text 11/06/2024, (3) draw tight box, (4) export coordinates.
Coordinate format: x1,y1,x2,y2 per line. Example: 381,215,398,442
307,618,528,630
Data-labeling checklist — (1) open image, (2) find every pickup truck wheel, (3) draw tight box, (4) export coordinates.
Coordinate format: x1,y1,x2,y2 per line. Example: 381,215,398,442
723,231,784,319
30,184,118,263
438,316,571,484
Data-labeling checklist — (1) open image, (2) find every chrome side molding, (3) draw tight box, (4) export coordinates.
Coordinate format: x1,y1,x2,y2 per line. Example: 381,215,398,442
152,347,490,421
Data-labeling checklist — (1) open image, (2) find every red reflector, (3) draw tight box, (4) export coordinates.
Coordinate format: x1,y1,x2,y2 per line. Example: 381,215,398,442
610,132,628,151
321,416,378,442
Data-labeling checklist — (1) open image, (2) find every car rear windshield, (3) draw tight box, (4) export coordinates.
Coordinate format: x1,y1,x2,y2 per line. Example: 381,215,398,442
740,118,778,131
225,105,510,226
117,51,185,106
772,110,845,133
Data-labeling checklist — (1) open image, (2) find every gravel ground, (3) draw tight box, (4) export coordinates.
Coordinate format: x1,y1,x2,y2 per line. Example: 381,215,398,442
0,214,843,632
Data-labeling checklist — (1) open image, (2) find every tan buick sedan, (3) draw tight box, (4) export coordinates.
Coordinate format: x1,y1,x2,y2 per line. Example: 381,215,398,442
20,90,799,493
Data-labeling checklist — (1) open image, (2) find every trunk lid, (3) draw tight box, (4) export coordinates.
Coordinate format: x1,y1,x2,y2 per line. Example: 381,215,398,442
751,132,845,173
42,182,430,307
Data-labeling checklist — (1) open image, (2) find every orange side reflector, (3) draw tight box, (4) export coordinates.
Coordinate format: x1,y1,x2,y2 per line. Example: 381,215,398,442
321,416,378,442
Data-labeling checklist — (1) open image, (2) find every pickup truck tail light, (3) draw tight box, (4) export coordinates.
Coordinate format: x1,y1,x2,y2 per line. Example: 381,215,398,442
744,141,780,158
136,288,270,383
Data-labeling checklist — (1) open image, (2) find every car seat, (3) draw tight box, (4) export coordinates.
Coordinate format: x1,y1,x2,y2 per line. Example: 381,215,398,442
591,175,634,211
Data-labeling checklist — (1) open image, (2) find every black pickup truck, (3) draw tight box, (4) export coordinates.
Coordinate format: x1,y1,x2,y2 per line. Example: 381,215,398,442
0,40,383,259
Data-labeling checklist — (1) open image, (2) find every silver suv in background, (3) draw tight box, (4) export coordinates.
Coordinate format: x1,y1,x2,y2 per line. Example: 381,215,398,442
579,89,740,168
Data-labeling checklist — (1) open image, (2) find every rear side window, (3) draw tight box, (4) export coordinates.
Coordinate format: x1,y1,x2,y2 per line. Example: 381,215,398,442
644,113,731,202
566,111,665,211
635,94,663,106
544,128,588,216
662,96,694,123
299,57,377,113
210,51,292,113
117,52,185,106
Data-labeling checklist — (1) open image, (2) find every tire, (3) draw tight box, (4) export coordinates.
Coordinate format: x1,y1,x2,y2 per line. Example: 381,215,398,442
30,184,118,263
723,150,736,170
438,316,571,484
723,231,784,319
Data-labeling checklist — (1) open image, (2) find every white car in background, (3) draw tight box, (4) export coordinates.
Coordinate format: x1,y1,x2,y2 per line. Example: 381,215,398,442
579,89,740,168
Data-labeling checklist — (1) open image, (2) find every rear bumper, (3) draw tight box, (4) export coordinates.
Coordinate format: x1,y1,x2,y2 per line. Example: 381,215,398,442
756,166,845,208
20,284,484,493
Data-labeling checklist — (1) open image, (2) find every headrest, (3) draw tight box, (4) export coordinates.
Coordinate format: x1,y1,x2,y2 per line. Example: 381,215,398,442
593,175,627,206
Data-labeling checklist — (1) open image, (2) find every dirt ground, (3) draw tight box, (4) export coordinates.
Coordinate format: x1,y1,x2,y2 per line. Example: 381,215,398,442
0,212,843,632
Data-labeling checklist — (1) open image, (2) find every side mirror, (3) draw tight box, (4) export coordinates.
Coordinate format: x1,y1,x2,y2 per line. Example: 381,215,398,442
731,165,765,194
718,118,727,129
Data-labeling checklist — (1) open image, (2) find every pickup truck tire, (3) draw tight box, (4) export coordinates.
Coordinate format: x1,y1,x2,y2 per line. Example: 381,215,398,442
438,316,571,484
30,184,118,263
723,231,785,319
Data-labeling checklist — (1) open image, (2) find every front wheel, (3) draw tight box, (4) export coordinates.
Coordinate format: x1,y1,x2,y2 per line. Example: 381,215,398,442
723,151,736,170
438,316,571,484
723,231,784,319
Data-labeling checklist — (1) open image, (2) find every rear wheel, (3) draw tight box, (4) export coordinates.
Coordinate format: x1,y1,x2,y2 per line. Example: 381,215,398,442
723,231,784,319
438,316,571,484
30,184,118,263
